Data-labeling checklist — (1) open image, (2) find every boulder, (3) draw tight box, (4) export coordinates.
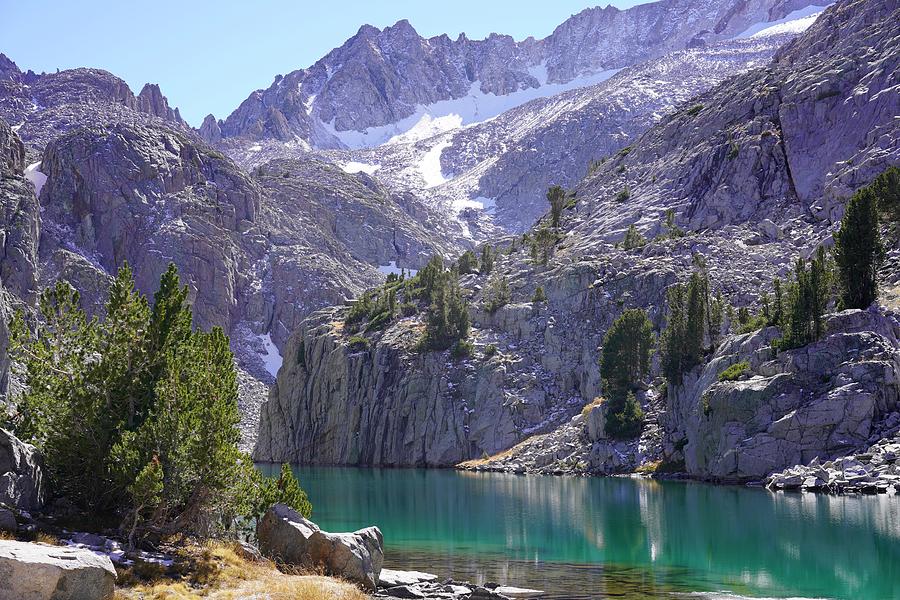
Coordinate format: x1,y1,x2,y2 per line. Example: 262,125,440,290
0,540,116,600
257,504,383,590
378,568,438,588
0,428,46,510
495,585,546,598
0,508,16,532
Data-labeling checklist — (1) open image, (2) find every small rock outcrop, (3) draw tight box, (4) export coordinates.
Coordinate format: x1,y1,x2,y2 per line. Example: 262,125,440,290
198,114,222,143
668,308,900,482
0,540,116,600
0,428,45,511
257,504,384,590
136,83,186,125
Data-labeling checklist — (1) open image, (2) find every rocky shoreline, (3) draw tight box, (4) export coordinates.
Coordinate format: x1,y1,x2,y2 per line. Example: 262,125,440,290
376,569,544,599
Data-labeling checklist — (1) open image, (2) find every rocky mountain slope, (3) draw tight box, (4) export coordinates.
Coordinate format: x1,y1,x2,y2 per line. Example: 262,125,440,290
209,0,826,150
254,0,900,481
0,58,467,448
222,5,829,236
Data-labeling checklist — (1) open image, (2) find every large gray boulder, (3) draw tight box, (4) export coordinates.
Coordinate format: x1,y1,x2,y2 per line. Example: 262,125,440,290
0,428,45,511
0,540,116,600
257,504,383,590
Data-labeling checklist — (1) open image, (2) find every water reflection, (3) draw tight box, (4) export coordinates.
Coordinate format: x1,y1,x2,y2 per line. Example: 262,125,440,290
258,465,900,599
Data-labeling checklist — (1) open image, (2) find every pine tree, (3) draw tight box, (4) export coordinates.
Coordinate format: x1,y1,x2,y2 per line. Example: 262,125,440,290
871,166,900,222
621,224,647,250
484,275,511,313
9,263,311,543
479,245,495,275
600,309,654,401
532,224,557,265
771,278,784,326
834,185,884,309
547,185,567,229
457,250,479,275
660,269,710,385
421,267,470,351
660,284,687,385
685,271,707,367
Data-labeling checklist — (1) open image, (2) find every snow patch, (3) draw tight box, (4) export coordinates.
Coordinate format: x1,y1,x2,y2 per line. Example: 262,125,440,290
734,5,829,39
305,94,316,115
378,261,418,278
24,161,47,197
420,140,452,188
473,196,496,214
11,122,23,133
248,144,263,152
386,114,463,146
261,333,283,378
341,161,381,175
320,69,621,149
526,61,549,86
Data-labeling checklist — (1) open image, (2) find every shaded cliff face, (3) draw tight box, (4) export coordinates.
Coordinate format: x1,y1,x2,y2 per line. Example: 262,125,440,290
0,118,39,401
255,0,900,469
218,0,824,148
0,118,39,303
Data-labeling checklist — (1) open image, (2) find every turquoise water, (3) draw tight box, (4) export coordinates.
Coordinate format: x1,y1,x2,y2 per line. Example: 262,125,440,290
258,466,900,599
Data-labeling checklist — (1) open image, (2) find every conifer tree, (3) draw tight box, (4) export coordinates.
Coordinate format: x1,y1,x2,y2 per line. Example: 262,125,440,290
834,185,884,309
9,263,311,543
600,309,654,400
457,250,479,275
480,245,495,275
621,224,647,250
599,309,652,439
547,185,567,229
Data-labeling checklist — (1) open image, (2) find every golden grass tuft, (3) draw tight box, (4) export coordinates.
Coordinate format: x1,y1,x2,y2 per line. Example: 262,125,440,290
635,460,662,474
580,397,605,419
115,542,369,600
34,532,64,546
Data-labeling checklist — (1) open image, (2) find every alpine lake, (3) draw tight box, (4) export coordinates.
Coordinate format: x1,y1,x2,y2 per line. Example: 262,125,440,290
256,465,900,599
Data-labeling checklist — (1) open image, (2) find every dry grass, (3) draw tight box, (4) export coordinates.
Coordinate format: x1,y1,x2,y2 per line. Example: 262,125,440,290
635,460,662,474
580,397,605,419
115,542,369,600
34,532,64,546
457,445,519,469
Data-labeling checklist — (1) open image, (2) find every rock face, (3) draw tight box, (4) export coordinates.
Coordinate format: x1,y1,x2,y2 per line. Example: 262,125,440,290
257,504,384,591
0,428,45,511
570,0,899,242
0,539,116,600
0,118,39,303
198,114,223,144
219,0,825,148
668,308,900,481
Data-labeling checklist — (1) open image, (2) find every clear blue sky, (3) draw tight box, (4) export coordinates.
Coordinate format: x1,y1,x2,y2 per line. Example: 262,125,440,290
1,1,647,126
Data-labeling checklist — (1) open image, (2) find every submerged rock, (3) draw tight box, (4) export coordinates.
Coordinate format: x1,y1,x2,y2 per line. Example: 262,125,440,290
257,503,384,590
0,539,116,600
